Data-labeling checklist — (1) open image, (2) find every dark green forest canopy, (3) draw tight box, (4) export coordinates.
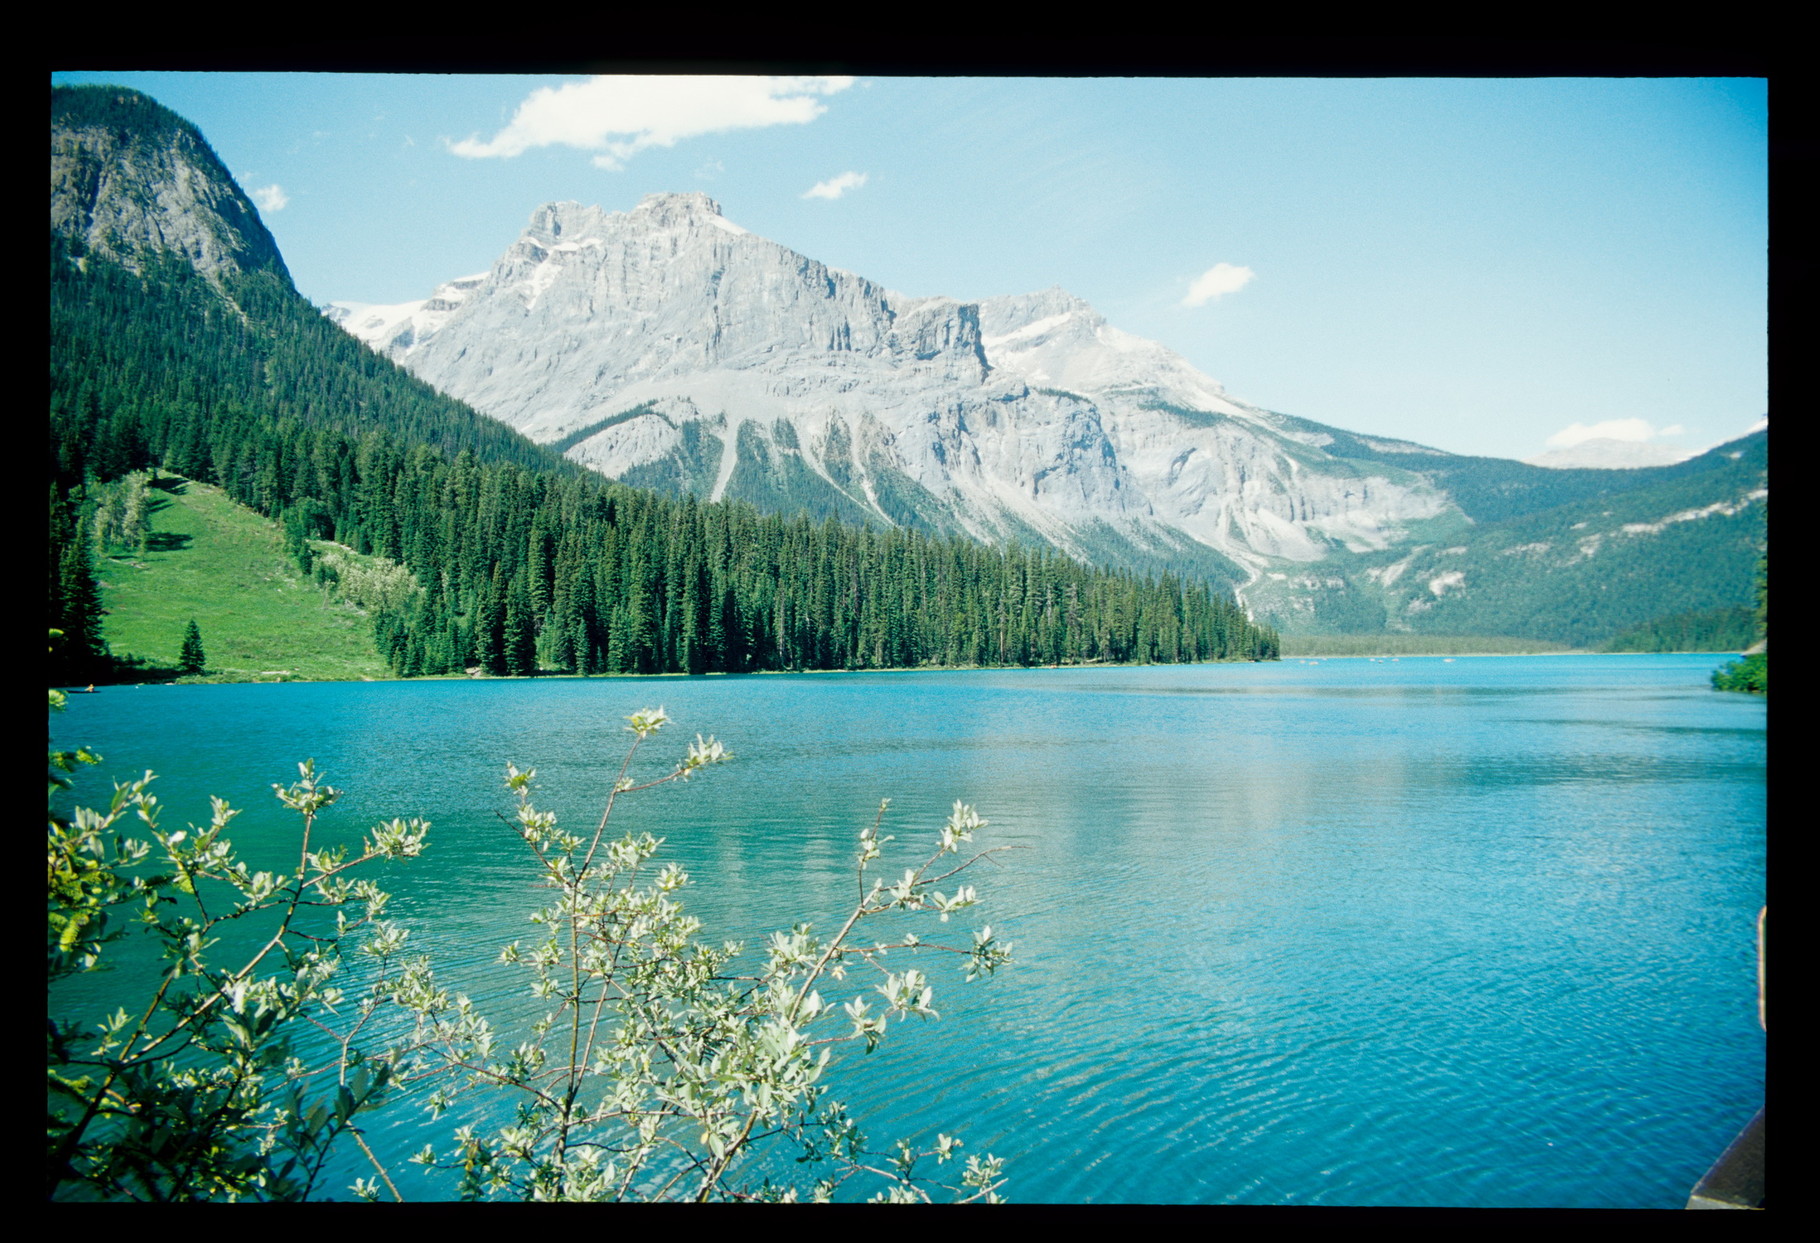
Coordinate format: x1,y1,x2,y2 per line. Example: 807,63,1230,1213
49,228,1278,681
1604,606,1755,654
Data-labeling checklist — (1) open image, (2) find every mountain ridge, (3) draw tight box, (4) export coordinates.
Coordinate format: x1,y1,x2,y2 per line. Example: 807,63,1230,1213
331,192,1479,595
325,189,1766,642
51,85,289,286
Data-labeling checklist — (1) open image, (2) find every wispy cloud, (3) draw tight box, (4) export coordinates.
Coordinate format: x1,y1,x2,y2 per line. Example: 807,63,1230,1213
803,171,867,200
450,75,855,170
249,184,289,213
1182,262,1255,307
1545,418,1682,449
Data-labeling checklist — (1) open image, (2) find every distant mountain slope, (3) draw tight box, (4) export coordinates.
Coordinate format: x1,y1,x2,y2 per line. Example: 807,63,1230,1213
51,86,575,480
1525,438,1699,470
1259,409,1758,526
331,193,1467,594
330,190,1765,644
1248,430,1768,645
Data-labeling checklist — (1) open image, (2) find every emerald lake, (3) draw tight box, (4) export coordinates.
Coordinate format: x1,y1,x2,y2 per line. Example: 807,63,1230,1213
50,654,1767,1205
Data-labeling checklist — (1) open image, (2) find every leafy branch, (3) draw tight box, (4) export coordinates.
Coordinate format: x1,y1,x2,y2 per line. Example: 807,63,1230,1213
394,708,1012,1203
47,704,1013,1203
48,740,429,1201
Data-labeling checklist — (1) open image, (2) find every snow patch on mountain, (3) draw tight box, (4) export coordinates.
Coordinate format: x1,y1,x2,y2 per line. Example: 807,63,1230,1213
328,272,487,354
978,288,1255,421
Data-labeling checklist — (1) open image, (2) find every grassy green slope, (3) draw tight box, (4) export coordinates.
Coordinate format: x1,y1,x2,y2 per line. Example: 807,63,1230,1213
97,479,389,682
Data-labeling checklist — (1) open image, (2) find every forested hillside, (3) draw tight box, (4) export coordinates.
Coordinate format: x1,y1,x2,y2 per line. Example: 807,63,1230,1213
1605,606,1755,654
1244,425,1766,647
49,197,1277,683
1269,409,1758,526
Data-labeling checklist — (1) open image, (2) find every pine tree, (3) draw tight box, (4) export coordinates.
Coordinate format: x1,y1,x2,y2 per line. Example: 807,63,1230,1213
51,495,109,684
179,619,206,675
480,567,508,676
504,575,537,677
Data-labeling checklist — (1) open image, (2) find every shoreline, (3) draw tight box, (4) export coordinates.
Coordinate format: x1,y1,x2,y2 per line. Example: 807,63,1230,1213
57,648,1757,691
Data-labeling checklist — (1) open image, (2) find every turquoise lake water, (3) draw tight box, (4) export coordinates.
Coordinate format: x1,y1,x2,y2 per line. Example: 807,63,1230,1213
50,655,1766,1205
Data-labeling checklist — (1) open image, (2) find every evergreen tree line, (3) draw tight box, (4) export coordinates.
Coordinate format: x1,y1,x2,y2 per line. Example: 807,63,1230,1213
1603,605,1756,654
50,233,572,495
50,233,1278,680
1711,512,1766,694
47,484,107,682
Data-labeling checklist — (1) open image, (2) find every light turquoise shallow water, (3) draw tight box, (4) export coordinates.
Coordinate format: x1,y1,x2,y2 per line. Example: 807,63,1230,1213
51,655,1766,1204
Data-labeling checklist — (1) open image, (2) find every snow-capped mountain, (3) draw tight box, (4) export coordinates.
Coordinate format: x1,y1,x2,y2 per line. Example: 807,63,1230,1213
330,192,1454,589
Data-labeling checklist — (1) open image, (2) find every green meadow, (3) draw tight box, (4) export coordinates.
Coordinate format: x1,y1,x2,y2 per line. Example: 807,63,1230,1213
94,480,390,682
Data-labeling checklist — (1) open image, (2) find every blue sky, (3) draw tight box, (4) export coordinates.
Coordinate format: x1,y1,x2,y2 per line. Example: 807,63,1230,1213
51,71,1767,463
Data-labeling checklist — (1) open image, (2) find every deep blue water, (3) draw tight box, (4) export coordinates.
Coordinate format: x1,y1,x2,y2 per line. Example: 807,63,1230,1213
51,655,1766,1205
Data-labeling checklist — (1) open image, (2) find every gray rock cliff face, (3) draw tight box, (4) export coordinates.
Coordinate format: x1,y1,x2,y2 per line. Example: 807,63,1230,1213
337,192,1454,589
51,86,289,286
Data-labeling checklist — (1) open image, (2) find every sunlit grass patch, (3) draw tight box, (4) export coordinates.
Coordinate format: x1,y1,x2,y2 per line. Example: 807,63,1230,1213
96,479,390,682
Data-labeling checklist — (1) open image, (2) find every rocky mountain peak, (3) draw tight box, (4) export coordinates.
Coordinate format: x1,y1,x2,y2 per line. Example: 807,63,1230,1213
326,189,1463,583
633,190,726,226
526,200,607,239
50,84,289,286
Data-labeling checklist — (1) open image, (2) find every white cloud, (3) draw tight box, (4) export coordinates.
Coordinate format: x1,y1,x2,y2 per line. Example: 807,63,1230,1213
1182,262,1255,307
249,184,289,212
449,75,855,169
803,171,867,200
1545,418,1672,449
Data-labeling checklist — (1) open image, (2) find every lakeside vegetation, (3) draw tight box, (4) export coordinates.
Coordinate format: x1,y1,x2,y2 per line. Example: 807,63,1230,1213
1711,651,1766,694
1604,606,1756,655
1711,523,1766,694
48,702,1013,1202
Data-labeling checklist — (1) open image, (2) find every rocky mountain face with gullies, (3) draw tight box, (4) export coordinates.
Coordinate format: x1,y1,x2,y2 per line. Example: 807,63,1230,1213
328,193,1459,594
51,86,289,286
328,192,1766,638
